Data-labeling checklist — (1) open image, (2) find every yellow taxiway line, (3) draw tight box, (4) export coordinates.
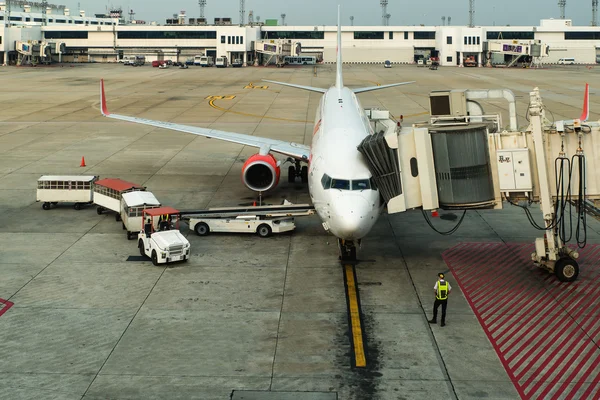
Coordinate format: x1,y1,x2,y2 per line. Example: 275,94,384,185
344,264,367,368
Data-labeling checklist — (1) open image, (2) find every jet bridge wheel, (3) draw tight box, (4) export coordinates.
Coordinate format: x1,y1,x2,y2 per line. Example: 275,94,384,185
554,257,579,282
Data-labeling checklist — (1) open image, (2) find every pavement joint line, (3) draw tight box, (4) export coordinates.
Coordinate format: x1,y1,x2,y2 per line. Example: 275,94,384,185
343,264,367,368
5,214,105,304
267,232,293,391
385,214,459,400
81,263,170,399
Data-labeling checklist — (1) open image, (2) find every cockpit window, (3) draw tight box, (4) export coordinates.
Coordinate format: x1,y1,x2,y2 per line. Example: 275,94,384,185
352,179,371,191
331,179,350,190
321,174,332,189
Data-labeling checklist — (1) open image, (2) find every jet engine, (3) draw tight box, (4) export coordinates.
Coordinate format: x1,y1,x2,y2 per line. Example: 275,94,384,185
241,153,280,192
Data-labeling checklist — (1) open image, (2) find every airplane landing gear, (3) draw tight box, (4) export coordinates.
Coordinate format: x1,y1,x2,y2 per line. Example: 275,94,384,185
338,239,357,263
287,159,308,183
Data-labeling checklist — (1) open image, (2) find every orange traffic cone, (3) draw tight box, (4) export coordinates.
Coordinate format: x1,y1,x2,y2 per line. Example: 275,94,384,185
431,209,439,218
80,156,86,167
253,201,256,206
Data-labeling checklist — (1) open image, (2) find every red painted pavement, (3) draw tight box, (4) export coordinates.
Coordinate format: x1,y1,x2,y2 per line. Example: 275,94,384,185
0,298,14,317
443,243,600,400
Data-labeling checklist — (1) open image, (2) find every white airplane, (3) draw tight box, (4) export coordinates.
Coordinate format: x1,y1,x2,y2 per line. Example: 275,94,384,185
100,6,414,261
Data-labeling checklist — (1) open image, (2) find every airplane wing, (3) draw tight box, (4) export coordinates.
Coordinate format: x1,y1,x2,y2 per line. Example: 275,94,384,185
261,80,327,93
99,80,310,160
352,81,416,94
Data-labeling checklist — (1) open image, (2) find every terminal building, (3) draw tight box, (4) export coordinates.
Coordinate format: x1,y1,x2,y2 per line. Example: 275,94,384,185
2,2,600,66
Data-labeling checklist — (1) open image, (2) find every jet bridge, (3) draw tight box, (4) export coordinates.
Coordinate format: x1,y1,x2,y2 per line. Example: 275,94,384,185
361,87,600,282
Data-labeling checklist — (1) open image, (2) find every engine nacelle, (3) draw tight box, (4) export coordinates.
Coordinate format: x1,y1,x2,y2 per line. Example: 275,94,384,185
241,153,280,192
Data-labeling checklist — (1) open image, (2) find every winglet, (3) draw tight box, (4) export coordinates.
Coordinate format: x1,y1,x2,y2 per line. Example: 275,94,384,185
100,79,110,116
580,83,589,122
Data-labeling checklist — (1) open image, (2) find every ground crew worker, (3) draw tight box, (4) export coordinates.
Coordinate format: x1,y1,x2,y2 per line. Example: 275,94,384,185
159,214,170,231
428,272,452,327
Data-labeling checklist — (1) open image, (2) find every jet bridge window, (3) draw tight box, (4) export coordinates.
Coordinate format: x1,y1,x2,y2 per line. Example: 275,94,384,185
331,179,350,190
352,179,371,191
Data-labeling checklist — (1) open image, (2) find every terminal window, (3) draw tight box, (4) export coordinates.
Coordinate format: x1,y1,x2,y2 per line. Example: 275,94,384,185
221,35,225,43
414,31,435,40
261,31,324,40
447,56,452,62
565,32,600,40
236,36,240,44
404,32,408,39
228,36,231,44
486,31,534,40
389,32,393,39
240,36,243,44
354,31,384,40
447,36,452,44
44,31,88,39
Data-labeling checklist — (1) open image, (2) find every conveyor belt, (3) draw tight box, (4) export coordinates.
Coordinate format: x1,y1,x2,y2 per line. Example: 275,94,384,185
357,130,402,203
180,204,315,219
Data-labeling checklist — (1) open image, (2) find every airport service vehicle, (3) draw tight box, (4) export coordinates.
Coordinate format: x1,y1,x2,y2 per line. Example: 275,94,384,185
558,57,575,65
464,55,477,67
138,207,190,266
232,58,243,67
100,6,414,261
94,178,145,220
215,56,228,68
284,56,317,65
185,204,315,238
131,55,145,66
121,191,161,240
37,175,98,210
158,63,169,69
199,56,214,67
384,60,391,68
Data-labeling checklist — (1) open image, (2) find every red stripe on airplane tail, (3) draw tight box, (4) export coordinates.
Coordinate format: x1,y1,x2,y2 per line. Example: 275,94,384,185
580,83,589,122
100,79,110,116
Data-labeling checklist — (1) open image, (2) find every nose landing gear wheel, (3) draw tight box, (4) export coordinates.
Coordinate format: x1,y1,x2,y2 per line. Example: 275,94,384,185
300,166,309,183
338,239,357,263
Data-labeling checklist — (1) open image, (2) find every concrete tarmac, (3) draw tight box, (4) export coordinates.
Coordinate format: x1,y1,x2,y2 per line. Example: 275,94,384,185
0,62,599,400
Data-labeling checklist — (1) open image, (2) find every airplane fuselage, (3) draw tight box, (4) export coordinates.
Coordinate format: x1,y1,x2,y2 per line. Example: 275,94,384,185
308,86,383,240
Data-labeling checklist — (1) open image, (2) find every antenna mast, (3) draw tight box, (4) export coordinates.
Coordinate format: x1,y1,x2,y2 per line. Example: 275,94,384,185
469,0,475,27
350,15,354,26
380,0,388,26
239,0,245,25
280,13,286,26
558,0,566,19
593,0,598,26
198,0,206,19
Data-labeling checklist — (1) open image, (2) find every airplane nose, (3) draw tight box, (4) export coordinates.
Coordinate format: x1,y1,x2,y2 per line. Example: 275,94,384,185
330,195,373,239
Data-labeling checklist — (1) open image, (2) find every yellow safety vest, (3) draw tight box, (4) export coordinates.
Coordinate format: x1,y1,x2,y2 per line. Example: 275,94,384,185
437,281,449,301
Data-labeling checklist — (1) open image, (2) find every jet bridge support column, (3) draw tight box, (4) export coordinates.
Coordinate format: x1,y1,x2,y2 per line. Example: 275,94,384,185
529,87,580,281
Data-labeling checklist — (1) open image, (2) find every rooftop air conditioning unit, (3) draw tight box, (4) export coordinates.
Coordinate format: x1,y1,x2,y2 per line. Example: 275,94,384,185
429,90,468,117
